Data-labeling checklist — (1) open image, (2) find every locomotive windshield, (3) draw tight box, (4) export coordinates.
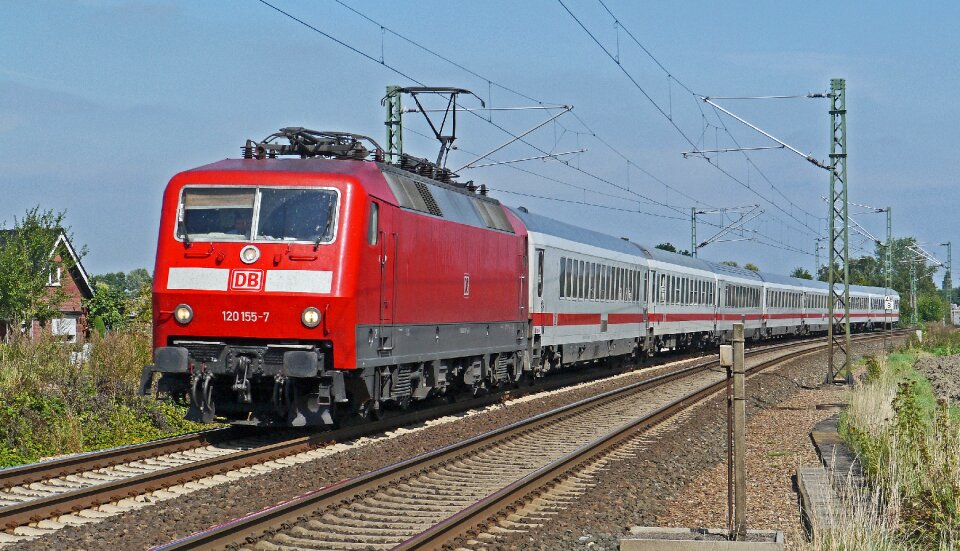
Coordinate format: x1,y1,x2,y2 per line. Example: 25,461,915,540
178,186,338,243
180,188,256,241
255,189,337,243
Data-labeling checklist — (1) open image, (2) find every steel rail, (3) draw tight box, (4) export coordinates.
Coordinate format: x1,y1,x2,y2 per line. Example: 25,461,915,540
0,348,706,531
153,332,901,550
0,427,240,490
397,334,893,548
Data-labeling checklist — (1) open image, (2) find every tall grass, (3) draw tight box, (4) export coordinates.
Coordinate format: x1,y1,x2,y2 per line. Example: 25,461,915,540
0,327,204,468
806,347,960,550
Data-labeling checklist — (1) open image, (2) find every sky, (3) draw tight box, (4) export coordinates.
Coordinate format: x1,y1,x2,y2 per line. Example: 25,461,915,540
2,1,958,282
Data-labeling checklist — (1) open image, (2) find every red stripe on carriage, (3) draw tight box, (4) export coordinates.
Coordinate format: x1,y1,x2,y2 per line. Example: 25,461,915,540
556,313,602,326
608,314,644,324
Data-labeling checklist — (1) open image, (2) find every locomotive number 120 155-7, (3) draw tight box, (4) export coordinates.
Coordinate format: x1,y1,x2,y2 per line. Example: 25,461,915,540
222,311,271,323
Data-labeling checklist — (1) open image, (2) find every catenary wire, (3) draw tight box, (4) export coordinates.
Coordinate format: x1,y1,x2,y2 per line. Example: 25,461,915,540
565,0,825,238
258,0,810,257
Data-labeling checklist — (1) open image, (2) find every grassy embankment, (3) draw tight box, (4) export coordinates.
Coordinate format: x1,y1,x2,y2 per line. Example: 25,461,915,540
0,328,205,468
805,325,960,550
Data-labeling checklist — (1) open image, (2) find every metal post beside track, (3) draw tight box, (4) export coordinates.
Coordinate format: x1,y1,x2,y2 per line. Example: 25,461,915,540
732,323,747,540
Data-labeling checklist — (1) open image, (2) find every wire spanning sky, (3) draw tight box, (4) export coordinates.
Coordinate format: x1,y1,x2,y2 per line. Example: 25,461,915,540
1,1,957,278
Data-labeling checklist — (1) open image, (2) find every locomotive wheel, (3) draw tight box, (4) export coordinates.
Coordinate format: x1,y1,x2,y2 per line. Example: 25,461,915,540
359,399,383,421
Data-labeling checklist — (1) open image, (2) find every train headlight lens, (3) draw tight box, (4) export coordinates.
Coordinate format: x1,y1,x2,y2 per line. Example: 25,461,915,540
301,307,321,328
240,245,260,264
174,304,194,324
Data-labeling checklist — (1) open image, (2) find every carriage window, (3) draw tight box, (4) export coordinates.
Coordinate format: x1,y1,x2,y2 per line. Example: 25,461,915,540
578,260,585,299
559,256,566,298
536,249,544,298
589,263,597,300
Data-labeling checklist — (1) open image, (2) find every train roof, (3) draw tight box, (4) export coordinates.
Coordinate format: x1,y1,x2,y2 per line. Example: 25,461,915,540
757,271,824,288
638,245,715,272
703,260,765,282
507,207,646,258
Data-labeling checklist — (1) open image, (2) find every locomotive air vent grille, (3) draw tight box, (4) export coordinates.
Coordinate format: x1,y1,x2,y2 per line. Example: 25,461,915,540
473,199,515,233
414,181,443,217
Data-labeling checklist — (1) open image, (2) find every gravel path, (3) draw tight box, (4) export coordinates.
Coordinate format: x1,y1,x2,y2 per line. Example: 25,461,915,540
484,338,897,551
913,353,960,402
15,354,709,550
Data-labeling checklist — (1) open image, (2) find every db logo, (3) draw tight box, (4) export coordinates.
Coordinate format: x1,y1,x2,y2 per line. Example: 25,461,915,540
230,269,264,291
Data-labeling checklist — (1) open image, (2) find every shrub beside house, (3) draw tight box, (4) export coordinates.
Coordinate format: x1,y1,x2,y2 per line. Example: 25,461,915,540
0,229,94,342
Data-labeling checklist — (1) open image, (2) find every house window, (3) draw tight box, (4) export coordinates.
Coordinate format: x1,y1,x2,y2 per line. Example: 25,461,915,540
51,317,77,343
48,266,62,287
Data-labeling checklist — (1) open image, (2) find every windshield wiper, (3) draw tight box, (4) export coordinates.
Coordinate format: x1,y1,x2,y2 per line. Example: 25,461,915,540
178,218,191,246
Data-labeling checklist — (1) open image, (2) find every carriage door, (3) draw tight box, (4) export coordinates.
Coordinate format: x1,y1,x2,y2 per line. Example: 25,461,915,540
377,204,397,355
648,270,657,322
533,248,545,328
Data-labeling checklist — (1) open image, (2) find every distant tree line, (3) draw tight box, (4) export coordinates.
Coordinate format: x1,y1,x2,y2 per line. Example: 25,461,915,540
85,269,152,334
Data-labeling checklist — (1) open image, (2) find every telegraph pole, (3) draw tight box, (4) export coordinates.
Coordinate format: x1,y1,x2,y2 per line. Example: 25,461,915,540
826,78,852,384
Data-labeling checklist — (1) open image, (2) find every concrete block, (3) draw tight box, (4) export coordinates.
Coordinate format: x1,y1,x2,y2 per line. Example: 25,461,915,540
621,527,784,550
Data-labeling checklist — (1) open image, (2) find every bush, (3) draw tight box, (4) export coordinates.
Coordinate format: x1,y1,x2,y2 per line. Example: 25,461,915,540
0,329,205,468
836,346,960,549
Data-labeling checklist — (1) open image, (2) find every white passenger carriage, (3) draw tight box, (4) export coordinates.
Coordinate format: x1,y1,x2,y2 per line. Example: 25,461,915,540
759,272,813,337
644,249,718,350
513,206,901,375
514,208,649,373
708,262,765,341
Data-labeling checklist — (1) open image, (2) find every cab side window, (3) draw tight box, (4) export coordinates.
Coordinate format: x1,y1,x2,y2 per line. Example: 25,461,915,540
368,202,379,245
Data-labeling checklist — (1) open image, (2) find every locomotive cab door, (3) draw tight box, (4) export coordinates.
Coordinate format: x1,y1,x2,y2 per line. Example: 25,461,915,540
376,203,397,355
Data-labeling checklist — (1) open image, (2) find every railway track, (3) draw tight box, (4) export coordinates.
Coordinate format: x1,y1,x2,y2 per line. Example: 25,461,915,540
154,332,899,550
0,343,722,541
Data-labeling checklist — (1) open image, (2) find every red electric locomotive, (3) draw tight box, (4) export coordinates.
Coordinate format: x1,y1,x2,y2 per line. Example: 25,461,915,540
140,130,528,426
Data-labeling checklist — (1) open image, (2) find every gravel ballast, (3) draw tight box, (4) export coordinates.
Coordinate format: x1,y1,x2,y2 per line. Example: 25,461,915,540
485,338,898,551
14,338,896,550
15,353,710,550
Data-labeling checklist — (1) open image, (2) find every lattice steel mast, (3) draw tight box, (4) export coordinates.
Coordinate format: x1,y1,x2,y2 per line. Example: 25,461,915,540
384,85,403,163
884,207,892,349
825,78,851,384
942,241,953,323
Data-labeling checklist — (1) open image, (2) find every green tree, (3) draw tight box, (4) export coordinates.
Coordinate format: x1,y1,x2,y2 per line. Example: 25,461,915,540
744,263,760,272
0,207,79,333
84,282,128,332
719,260,738,268
85,269,153,331
790,267,813,280
655,242,677,253
917,292,948,322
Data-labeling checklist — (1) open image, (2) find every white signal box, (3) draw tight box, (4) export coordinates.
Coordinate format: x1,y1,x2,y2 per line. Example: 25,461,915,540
719,344,733,367
884,296,894,310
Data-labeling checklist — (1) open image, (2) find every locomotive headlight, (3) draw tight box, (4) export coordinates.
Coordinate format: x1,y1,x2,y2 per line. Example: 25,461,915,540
240,245,260,264
174,304,194,324
301,307,321,328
